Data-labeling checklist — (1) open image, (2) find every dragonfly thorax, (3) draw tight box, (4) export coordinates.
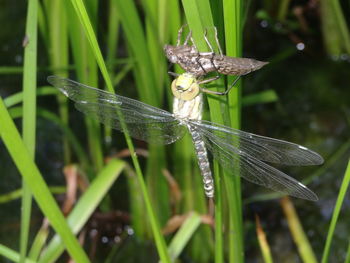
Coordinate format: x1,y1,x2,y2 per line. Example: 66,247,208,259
171,73,200,101
164,44,197,63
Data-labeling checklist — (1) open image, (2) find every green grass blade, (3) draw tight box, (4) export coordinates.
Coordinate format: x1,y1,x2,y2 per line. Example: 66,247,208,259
67,1,170,261
69,0,113,92
46,0,71,164
0,187,65,204
0,98,90,262
180,2,222,262
320,0,350,55
114,1,170,225
106,0,119,72
4,87,57,108
114,0,158,104
20,0,38,262
181,0,215,49
168,212,202,260
345,239,350,263
256,216,273,263
281,197,317,263
28,220,50,261
222,0,244,261
104,0,120,149
65,0,104,173
39,159,125,263
0,244,36,263
214,169,224,263
242,90,278,106
321,159,350,263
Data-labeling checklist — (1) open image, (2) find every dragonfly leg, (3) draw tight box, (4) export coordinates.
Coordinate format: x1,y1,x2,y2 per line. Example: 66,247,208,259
198,75,220,85
204,28,214,53
177,24,188,46
190,35,199,52
213,27,224,57
194,31,215,75
168,71,180,77
184,30,192,45
195,55,210,75
227,75,241,91
202,27,222,74
200,75,241,96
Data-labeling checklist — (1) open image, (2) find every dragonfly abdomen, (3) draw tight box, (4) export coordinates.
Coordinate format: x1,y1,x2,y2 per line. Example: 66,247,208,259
188,125,214,198
213,56,269,76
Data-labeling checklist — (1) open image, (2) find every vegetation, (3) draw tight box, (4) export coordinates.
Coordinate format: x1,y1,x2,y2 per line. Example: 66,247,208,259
0,0,349,262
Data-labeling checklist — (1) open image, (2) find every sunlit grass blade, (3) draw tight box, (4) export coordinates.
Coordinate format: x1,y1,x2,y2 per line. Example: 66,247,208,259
44,0,71,164
168,212,202,260
321,159,350,263
20,0,38,261
345,239,350,263
256,215,273,263
0,98,90,262
115,0,170,230
0,244,36,263
180,2,220,262
67,1,170,261
106,0,119,73
4,86,58,108
181,1,227,262
39,159,125,263
222,1,244,262
104,0,120,148
114,0,158,103
280,197,317,263
214,169,223,263
65,0,103,172
28,219,50,261
0,187,65,204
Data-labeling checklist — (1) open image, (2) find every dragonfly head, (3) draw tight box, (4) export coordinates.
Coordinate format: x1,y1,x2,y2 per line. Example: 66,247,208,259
171,73,199,101
164,45,179,63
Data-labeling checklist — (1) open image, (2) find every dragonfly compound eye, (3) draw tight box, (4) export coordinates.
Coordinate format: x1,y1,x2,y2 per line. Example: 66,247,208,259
171,78,199,101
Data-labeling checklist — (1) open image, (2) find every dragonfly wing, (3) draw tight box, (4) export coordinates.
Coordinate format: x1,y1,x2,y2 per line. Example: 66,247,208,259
74,102,186,144
192,120,323,166
48,76,186,144
188,120,318,201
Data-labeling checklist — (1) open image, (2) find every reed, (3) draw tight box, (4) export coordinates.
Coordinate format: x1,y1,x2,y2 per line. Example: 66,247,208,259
1,0,349,262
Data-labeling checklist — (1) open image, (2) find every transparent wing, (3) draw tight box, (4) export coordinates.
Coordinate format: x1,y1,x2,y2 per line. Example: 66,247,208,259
48,76,186,144
192,120,324,166
188,120,320,201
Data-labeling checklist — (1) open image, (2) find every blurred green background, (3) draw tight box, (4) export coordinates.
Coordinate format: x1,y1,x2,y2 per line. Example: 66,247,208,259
0,0,349,262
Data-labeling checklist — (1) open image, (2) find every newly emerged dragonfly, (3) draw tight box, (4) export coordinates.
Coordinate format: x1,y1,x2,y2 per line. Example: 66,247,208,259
164,25,268,77
48,74,323,200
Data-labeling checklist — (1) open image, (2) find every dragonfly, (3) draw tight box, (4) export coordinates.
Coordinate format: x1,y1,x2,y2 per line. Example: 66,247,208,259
48,74,323,200
164,25,268,78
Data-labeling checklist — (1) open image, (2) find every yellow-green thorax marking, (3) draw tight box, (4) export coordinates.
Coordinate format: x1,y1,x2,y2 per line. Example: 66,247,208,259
172,73,203,121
